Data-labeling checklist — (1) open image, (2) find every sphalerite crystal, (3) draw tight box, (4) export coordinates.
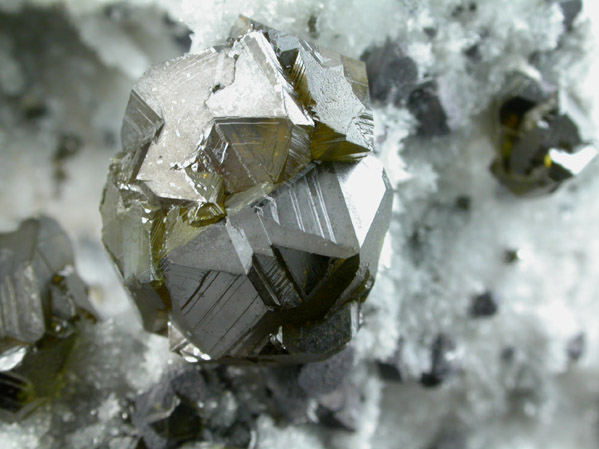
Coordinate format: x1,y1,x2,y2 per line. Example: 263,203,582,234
100,16,392,364
0,216,96,422
491,72,597,196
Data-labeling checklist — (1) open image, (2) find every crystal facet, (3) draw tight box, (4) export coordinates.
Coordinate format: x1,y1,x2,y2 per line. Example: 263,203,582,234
0,217,96,422
100,16,391,364
490,72,598,196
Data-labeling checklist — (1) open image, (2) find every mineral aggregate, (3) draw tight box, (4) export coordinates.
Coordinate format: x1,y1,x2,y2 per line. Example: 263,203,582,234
130,348,361,449
0,1,599,449
490,72,598,196
0,217,96,422
101,16,392,364
362,42,450,136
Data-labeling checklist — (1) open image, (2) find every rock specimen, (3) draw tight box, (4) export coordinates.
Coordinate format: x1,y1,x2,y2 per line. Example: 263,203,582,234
469,291,498,318
0,216,95,422
131,366,206,449
554,0,582,31
406,81,450,137
361,40,449,136
420,334,458,388
360,39,418,106
131,349,360,449
100,16,392,364
490,72,597,196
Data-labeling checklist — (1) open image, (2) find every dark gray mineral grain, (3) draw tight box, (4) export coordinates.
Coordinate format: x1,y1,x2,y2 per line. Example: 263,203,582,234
0,216,96,422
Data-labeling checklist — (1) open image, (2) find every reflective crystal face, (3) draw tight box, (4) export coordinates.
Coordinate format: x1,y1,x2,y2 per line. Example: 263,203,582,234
490,73,598,196
101,16,391,364
0,217,95,422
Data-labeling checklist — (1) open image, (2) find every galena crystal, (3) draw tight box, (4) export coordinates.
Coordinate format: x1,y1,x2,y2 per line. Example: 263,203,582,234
490,72,597,196
100,16,392,364
0,216,95,422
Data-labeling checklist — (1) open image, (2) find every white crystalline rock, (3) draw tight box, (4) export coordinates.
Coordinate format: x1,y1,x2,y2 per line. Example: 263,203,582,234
373,105,414,187
256,416,325,449
0,1,599,449
126,332,173,392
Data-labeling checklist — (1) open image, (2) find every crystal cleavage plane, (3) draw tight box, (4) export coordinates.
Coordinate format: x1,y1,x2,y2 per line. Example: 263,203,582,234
100,16,392,364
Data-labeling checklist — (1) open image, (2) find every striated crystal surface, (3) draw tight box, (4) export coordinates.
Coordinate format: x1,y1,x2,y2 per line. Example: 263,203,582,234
0,216,96,422
101,16,390,364
490,72,598,196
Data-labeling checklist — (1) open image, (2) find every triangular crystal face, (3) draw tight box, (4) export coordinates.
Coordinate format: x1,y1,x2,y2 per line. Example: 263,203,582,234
273,246,334,297
273,245,360,322
203,118,292,193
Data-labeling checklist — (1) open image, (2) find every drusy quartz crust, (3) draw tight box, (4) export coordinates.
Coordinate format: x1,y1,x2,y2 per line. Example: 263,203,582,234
0,217,95,422
100,16,392,364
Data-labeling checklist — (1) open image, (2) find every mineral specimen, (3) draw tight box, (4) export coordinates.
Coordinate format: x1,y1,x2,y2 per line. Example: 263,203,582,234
100,16,392,364
377,341,406,382
407,81,449,137
566,333,585,362
131,349,358,449
0,216,95,422
469,291,498,318
420,334,458,388
490,72,597,196
555,0,582,31
361,40,449,136
131,366,205,449
360,39,418,106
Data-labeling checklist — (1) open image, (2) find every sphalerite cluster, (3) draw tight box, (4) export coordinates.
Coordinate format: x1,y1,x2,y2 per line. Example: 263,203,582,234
0,216,95,422
491,72,597,196
100,16,392,364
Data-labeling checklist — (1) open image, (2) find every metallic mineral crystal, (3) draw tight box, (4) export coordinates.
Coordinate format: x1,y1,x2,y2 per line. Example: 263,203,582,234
100,16,392,364
0,216,95,422
361,40,449,137
490,72,598,196
131,366,204,449
130,352,359,449
361,39,418,106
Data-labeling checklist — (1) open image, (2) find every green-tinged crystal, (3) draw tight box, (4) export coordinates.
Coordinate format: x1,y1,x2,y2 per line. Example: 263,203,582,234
491,72,597,196
235,16,373,162
200,118,293,193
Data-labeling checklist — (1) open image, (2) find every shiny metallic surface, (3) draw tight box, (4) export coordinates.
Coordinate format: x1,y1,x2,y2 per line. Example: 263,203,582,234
101,17,390,364
490,72,598,196
0,217,95,422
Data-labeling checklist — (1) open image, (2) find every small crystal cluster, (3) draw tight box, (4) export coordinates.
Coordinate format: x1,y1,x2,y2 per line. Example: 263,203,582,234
361,39,449,136
101,16,392,364
0,217,95,422
128,347,359,449
491,72,597,196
